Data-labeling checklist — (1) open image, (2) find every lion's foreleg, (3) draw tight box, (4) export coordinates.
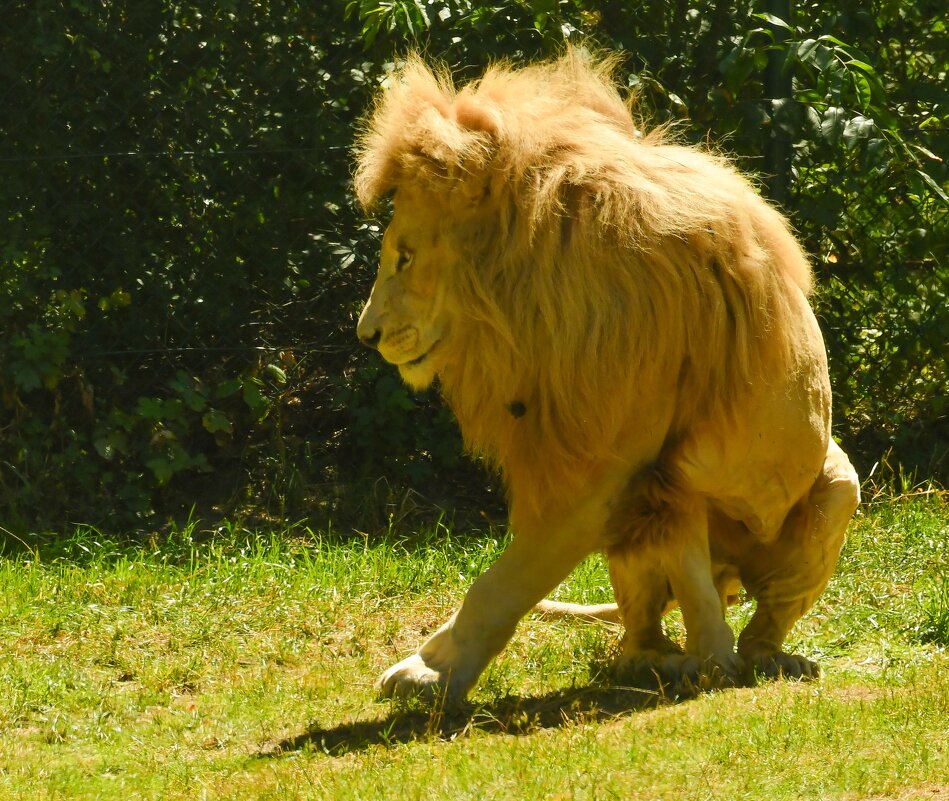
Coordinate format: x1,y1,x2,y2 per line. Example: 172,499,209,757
377,481,622,703
606,547,690,689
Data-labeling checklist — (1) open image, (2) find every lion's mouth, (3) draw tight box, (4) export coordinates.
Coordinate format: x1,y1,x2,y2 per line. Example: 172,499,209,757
405,339,441,367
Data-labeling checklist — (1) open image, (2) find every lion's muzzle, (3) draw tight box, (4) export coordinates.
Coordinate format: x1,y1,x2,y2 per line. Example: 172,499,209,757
358,326,382,350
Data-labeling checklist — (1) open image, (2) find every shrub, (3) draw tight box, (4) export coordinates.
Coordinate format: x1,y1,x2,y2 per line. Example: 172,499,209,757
1,1,945,533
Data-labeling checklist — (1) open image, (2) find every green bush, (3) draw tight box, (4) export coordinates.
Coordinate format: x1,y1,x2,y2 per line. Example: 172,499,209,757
1,0,945,533
1,1,375,527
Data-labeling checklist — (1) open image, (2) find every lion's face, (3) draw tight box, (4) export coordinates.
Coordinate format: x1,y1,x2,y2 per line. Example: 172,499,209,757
357,190,454,390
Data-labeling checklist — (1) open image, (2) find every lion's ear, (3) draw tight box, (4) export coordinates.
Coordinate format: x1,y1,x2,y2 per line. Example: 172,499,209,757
448,93,501,210
447,165,493,212
356,55,501,211
454,96,501,140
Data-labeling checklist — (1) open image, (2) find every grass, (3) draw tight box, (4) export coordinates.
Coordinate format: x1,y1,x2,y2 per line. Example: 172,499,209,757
0,494,947,800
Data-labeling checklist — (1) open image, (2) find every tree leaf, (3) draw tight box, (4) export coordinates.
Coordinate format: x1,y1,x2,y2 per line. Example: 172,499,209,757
796,38,819,64
820,107,846,147
912,144,943,162
202,409,233,434
916,170,949,204
852,70,872,111
842,115,874,150
817,34,850,48
753,12,792,29
264,363,288,384
846,59,877,75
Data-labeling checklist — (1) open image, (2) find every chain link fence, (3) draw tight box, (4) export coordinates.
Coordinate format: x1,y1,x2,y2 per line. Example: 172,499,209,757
1,1,946,531
1,2,393,527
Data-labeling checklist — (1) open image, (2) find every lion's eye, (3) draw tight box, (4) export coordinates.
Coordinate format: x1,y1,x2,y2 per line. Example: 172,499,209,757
396,249,413,272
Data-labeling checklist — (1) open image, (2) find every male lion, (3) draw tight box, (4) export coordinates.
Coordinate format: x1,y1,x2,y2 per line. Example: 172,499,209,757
354,51,859,700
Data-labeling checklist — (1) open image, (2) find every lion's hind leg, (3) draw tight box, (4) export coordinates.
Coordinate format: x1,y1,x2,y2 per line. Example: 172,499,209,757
606,481,744,695
606,547,687,689
735,440,859,680
608,540,747,696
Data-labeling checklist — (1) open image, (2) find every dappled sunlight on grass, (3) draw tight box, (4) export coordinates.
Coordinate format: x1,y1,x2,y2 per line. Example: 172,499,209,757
0,496,946,799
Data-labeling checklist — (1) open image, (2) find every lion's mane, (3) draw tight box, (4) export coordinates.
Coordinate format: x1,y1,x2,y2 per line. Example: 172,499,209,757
354,51,815,522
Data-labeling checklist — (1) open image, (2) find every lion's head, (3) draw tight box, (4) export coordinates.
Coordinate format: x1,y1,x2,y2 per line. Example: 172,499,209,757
356,187,456,391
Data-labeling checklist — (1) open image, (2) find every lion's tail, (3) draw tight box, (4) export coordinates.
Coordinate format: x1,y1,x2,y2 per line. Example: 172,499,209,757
533,598,623,624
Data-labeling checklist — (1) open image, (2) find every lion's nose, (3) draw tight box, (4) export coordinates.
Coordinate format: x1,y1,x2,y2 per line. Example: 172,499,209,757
359,328,382,350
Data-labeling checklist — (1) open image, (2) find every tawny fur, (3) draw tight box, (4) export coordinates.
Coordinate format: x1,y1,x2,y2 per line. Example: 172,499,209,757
355,50,815,520
355,50,860,700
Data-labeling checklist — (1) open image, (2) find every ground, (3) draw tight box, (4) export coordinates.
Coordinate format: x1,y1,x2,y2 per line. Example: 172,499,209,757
0,493,947,800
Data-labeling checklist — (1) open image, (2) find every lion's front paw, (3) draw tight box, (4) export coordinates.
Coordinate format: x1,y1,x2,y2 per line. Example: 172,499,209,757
746,650,819,681
376,654,465,703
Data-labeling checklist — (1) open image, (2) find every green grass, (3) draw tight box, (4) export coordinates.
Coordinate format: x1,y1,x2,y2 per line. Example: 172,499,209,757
1,495,947,800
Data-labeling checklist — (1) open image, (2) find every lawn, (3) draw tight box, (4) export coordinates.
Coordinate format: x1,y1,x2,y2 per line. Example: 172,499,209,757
1,493,947,800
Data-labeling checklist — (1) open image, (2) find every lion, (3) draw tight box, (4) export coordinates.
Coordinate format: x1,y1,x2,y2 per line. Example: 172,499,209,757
354,50,860,700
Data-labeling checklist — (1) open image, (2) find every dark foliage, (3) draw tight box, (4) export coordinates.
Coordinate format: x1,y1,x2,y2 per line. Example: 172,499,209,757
1,0,946,533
